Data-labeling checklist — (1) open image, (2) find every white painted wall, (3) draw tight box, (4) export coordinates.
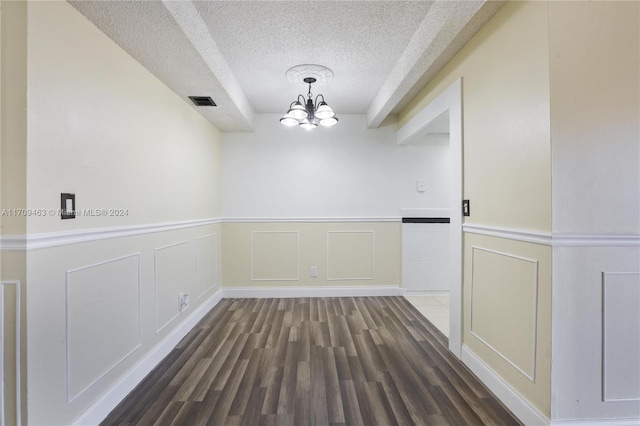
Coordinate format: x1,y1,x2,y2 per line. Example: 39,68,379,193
221,114,450,218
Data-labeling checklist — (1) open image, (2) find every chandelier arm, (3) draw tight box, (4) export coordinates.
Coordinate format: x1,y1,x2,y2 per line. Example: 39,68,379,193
314,94,325,109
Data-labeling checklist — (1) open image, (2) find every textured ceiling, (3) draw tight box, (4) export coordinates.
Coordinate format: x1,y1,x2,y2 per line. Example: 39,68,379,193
69,1,503,132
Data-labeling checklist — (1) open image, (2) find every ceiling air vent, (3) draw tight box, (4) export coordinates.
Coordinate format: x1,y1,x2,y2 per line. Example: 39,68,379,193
188,96,217,107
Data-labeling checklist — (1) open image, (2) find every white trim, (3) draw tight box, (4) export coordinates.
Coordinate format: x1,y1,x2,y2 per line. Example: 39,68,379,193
3,219,637,252
222,217,400,223
396,79,455,146
461,346,549,426
0,281,21,426
0,218,221,251
463,223,640,247
250,231,300,281
601,272,640,402
65,254,142,403
0,235,26,251
470,247,538,382
222,285,401,298
154,242,190,333
552,234,640,247
397,78,464,359
71,288,223,426
326,231,375,281
463,223,553,245
550,419,640,426
0,284,4,425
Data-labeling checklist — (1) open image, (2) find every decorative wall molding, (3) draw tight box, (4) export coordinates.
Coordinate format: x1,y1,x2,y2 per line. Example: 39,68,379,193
250,231,300,281
223,285,401,298
463,223,552,245
470,246,539,382
550,419,640,426
223,217,400,223
3,219,636,252
461,346,549,426
154,242,190,333
602,272,640,402
0,218,221,251
65,254,142,403
0,217,402,252
552,234,640,247
71,289,223,426
0,281,21,426
463,223,640,247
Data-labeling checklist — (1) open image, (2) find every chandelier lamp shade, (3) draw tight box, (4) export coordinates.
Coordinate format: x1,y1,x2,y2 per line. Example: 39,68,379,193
280,77,338,129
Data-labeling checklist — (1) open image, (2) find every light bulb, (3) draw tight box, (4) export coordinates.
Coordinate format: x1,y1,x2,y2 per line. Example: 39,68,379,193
319,116,338,127
280,114,298,127
299,117,317,130
315,102,335,119
288,101,307,120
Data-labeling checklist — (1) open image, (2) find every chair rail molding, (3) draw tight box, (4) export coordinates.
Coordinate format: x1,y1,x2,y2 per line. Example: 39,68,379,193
0,218,222,250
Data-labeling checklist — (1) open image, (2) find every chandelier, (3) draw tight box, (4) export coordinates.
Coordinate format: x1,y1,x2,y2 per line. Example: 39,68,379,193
280,77,338,130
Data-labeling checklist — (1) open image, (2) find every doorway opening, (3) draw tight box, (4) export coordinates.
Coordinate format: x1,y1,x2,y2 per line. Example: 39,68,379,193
396,79,463,357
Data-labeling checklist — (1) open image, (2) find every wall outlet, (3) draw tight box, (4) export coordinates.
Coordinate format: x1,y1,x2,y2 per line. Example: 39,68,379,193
310,266,318,278
178,293,190,312
417,179,426,193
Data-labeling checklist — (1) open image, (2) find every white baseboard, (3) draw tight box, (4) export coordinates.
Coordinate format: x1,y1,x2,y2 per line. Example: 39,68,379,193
403,290,449,296
71,288,223,426
223,285,401,298
551,420,640,426
461,346,549,426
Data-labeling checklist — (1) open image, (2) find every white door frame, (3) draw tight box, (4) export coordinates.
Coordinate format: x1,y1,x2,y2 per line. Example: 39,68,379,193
397,79,463,358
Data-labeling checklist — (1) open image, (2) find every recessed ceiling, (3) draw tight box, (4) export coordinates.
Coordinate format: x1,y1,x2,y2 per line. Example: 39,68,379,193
69,0,503,132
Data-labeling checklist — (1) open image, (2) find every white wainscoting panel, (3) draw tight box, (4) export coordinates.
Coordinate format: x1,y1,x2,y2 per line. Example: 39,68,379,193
602,272,640,402
155,242,190,333
1,283,4,425
327,231,375,280
402,223,450,292
250,231,299,281
196,233,219,299
66,254,141,403
470,247,539,381
71,289,224,426
0,281,21,426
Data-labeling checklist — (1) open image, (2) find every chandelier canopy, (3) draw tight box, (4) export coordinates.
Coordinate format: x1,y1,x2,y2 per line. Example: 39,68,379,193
280,77,338,130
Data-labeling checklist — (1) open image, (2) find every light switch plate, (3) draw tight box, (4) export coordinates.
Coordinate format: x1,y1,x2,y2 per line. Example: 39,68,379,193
61,193,76,219
417,179,426,193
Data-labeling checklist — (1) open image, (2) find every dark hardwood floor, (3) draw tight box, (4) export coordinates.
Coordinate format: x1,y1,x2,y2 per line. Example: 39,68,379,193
102,297,522,425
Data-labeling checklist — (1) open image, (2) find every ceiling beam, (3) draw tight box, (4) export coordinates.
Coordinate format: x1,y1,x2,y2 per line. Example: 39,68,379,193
161,1,254,131
366,1,504,129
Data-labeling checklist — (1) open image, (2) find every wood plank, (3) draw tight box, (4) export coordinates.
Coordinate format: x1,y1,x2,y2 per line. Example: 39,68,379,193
101,297,522,426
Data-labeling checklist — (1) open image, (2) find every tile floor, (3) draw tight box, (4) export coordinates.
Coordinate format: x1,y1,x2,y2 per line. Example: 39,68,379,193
403,293,450,337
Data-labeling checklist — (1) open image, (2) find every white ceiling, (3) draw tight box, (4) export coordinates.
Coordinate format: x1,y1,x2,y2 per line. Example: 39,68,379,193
69,1,503,132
